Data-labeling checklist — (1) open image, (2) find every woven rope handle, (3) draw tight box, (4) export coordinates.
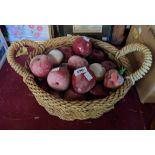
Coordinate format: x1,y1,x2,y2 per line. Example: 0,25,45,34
7,36,79,78
115,43,152,84
7,40,45,77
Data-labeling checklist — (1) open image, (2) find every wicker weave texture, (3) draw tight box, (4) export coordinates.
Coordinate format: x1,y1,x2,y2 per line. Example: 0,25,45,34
7,36,152,121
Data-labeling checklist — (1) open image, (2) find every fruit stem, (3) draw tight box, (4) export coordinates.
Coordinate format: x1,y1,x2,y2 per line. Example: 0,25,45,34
119,66,126,76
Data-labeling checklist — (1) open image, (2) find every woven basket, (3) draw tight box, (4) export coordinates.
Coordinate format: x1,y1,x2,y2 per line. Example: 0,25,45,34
7,36,152,121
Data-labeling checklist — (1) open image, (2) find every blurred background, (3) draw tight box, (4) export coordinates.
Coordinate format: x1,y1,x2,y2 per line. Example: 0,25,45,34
0,25,131,45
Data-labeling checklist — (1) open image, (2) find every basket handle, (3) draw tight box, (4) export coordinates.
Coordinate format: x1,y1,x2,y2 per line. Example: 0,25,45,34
115,43,152,85
7,40,45,77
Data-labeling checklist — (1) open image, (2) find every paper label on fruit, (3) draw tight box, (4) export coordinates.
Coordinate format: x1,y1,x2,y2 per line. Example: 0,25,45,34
52,67,60,72
83,36,90,42
74,67,87,76
84,72,93,81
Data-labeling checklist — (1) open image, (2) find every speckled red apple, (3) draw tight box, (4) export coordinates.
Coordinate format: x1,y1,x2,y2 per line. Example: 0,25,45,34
90,49,107,62
59,46,73,62
72,36,92,57
89,63,106,81
68,55,88,69
101,60,117,71
72,67,96,94
47,67,70,91
48,49,64,66
29,54,53,78
104,69,124,89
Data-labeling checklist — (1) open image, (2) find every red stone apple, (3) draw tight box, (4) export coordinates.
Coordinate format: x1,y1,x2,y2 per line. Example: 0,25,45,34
72,36,92,57
104,69,124,89
72,67,96,94
89,63,106,81
48,49,64,66
59,46,73,62
47,67,70,91
101,60,117,71
89,49,107,63
68,55,88,69
29,54,53,78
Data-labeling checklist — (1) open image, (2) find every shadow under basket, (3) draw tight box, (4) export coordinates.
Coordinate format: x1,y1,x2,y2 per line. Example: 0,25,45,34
7,36,152,121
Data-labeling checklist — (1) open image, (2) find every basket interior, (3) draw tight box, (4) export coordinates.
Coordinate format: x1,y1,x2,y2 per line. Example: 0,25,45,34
23,38,133,106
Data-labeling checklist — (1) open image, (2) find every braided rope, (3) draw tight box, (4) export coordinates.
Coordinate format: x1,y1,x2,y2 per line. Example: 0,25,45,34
6,37,152,121
115,43,152,85
7,40,45,77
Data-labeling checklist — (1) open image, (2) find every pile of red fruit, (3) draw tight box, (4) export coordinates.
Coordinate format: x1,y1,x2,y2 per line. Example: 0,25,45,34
29,36,125,101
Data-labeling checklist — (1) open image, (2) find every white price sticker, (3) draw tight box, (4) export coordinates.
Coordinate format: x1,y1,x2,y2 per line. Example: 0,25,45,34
84,72,93,81
74,67,87,76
